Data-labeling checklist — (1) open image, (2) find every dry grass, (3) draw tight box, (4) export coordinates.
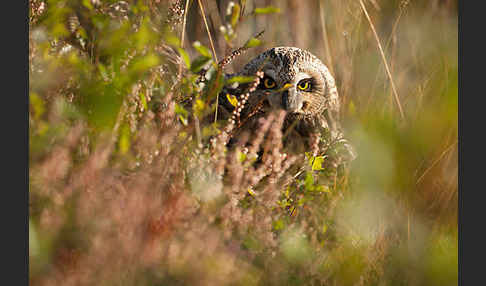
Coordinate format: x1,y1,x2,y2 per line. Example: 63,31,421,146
29,0,457,285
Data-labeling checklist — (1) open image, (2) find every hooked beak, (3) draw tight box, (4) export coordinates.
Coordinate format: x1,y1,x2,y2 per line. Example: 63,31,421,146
280,83,303,112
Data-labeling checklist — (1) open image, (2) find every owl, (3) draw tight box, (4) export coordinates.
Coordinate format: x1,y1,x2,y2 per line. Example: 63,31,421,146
218,47,354,160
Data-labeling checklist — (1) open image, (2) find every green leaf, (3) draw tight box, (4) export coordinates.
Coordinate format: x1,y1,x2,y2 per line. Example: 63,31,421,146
193,99,206,118
135,19,157,51
226,75,256,85
52,22,69,38
304,172,314,190
238,150,247,162
321,185,331,193
311,156,325,171
177,47,191,69
244,37,262,48
202,125,219,138
139,92,148,111
118,123,131,155
226,94,238,107
130,54,160,74
229,3,241,28
179,131,188,139
206,68,225,101
175,103,188,125
254,6,280,14
190,56,212,73
273,219,285,231
175,103,188,117
30,92,45,120
322,224,328,234
192,41,211,58
82,0,94,9
98,63,109,80
163,30,181,47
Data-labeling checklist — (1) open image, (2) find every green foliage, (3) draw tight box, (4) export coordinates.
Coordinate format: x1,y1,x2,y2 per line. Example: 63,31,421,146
226,75,256,85
244,37,262,48
253,6,281,15
227,2,241,28
190,55,212,73
193,41,211,58
29,1,457,285
118,123,131,154
29,92,45,120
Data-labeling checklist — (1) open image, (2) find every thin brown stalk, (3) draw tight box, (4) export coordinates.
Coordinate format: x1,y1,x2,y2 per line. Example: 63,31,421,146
197,0,218,62
359,0,405,120
319,1,335,76
386,32,398,116
196,0,219,122
341,5,362,106
368,4,406,111
385,8,404,52
416,141,458,185
407,212,410,241
177,0,190,80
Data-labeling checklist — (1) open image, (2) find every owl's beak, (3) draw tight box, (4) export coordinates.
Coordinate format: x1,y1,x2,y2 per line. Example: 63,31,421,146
281,84,303,113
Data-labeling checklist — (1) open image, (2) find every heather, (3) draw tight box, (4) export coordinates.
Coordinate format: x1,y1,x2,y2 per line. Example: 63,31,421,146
29,1,457,285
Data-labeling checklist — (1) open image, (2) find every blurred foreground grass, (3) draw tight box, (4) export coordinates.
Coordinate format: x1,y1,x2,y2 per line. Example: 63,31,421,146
29,0,457,285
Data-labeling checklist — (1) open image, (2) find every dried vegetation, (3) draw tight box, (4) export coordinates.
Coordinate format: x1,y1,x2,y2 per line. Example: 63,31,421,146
29,0,457,285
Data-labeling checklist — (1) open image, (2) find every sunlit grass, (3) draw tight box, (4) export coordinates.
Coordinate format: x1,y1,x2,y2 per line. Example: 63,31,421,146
29,0,457,285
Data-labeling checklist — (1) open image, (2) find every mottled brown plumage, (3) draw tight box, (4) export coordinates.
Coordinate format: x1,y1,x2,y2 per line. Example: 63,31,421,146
219,47,354,159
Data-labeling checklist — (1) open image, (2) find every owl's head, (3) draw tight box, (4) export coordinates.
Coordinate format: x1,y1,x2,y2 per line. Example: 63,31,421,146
238,47,340,127
222,47,353,158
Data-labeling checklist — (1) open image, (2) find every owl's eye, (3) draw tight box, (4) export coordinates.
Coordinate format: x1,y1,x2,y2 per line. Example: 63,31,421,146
297,79,312,91
262,77,277,89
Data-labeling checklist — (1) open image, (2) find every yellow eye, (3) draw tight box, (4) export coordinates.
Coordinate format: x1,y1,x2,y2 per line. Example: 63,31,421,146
297,80,311,91
263,77,276,89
